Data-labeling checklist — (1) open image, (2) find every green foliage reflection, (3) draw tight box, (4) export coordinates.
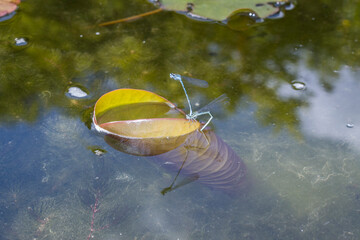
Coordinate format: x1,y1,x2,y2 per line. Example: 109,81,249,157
0,0,359,136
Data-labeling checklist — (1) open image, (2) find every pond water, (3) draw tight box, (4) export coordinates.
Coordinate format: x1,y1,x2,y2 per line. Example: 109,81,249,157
1,0,360,239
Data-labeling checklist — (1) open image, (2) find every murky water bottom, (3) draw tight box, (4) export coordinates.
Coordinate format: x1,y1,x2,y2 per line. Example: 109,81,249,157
1,102,359,240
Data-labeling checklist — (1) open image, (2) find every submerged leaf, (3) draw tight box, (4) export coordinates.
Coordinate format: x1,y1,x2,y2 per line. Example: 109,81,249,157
100,118,200,139
107,129,247,192
157,0,288,20
102,118,200,156
156,130,247,192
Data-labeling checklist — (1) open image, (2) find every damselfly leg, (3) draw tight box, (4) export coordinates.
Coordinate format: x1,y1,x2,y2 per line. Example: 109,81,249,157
190,111,213,131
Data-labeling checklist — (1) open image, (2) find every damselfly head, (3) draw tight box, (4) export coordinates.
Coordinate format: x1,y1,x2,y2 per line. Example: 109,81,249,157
170,73,181,81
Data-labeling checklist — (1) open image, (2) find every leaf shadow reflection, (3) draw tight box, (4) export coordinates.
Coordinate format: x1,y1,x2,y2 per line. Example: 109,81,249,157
105,129,247,195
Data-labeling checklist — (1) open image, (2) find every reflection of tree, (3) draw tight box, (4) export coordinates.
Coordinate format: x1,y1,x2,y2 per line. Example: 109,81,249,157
0,0,359,134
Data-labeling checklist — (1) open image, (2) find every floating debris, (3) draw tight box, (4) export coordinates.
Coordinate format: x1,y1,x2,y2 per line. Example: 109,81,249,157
11,36,31,51
93,149,105,156
66,86,88,98
14,37,28,46
88,146,107,156
346,123,354,128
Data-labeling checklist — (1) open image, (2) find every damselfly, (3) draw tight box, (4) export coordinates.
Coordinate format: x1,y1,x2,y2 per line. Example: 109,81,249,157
170,73,227,131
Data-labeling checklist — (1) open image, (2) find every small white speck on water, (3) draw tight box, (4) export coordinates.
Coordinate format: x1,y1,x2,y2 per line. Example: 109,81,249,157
14,37,28,46
291,81,306,91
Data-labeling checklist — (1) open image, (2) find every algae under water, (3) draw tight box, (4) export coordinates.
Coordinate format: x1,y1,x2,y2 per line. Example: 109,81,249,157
1,0,360,239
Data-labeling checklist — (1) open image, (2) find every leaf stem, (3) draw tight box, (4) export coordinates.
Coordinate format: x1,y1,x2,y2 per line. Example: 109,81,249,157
98,8,163,27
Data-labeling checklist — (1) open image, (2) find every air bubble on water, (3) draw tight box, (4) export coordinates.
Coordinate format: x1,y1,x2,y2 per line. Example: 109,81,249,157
95,32,100,35
80,34,83,38
346,123,354,128
291,81,306,91
66,86,88,98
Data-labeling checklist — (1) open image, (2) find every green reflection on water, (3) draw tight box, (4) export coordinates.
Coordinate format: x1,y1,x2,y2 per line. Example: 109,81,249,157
0,0,358,129
1,0,360,239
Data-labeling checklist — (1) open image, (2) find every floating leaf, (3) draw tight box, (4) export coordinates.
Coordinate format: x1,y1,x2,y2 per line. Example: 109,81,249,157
0,0,20,18
157,0,288,20
93,89,201,156
98,1,290,27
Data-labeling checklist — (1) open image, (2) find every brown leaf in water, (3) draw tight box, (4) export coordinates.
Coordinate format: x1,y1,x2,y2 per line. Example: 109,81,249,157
93,89,201,156
103,118,200,156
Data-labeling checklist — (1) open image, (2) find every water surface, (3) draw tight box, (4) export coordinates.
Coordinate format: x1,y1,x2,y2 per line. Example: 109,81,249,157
1,0,360,239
